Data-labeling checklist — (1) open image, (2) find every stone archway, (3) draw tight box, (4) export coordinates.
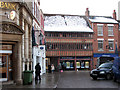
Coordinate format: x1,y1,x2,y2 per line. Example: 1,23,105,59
0,21,24,84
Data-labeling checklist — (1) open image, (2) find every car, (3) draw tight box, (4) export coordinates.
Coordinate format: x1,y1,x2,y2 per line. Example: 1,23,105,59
90,62,113,80
112,57,120,82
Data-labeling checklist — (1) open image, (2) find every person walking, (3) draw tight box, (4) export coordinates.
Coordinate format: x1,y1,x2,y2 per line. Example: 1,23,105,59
35,63,41,80
58,63,62,72
51,64,55,73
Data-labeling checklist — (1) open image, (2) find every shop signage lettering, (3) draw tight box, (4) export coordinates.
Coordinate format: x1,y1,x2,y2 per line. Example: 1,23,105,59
0,2,16,10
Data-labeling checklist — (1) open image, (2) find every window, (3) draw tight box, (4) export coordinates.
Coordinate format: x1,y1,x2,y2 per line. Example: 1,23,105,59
97,26,103,36
108,41,114,51
98,40,103,51
108,26,114,36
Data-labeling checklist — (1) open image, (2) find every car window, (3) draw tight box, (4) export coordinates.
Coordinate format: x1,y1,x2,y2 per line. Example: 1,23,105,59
98,63,113,69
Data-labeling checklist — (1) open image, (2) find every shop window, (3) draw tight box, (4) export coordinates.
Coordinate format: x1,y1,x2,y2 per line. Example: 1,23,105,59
85,61,89,68
66,61,70,69
76,62,80,68
81,61,85,68
81,61,90,69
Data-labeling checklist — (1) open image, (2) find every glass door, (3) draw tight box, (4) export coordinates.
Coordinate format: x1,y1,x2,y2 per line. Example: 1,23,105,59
0,55,8,81
0,54,13,81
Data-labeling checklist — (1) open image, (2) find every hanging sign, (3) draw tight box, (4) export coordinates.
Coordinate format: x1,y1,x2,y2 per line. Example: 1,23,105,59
10,11,16,20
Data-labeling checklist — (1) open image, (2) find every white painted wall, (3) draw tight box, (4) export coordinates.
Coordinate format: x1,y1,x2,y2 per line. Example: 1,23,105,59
33,45,46,78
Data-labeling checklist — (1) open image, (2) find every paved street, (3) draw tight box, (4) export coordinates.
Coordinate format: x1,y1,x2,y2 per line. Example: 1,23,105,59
2,72,60,88
57,71,120,88
1,71,120,89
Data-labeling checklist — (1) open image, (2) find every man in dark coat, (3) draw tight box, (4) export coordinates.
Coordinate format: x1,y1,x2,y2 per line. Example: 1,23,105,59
35,63,41,80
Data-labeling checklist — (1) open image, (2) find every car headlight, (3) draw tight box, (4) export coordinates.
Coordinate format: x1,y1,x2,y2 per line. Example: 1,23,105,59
90,71,93,74
100,71,105,74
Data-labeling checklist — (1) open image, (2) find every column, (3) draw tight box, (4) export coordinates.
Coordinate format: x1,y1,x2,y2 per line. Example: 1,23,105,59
24,22,29,70
16,42,22,85
29,26,33,70
33,46,36,78
75,56,77,71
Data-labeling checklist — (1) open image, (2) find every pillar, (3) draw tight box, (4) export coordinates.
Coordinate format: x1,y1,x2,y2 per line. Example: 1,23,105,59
24,21,29,70
29,26,33,70
33,46,36,78
75,56,77,71
16,42,22,85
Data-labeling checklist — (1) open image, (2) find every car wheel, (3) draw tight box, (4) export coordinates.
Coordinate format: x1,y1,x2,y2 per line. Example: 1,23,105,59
106,74,111,80
92,77,97,80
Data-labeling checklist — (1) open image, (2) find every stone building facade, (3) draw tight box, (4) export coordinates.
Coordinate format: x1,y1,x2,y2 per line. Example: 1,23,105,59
0,1,33,84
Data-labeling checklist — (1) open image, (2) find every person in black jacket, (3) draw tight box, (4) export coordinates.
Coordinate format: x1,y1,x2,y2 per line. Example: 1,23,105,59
35,63,41,80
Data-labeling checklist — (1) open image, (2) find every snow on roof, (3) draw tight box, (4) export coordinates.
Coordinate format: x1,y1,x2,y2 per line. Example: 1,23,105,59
89,17,118,24
44,15,93,32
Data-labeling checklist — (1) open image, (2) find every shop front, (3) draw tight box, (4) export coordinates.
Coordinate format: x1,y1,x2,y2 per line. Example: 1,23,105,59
93,53,118,67
0,21,24,84
59,57,91,71
0,46,12,81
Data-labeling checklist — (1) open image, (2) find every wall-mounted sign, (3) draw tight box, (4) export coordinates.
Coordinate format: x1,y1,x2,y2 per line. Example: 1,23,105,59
0,2,16,10
10,11,16,20
40,47,44,50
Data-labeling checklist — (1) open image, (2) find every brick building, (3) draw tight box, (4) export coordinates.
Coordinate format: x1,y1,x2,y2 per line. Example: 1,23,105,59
44,8,119,71
88,9,119,68
44,14,93,71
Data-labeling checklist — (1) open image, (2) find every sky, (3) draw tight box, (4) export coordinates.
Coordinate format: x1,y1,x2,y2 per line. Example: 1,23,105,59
40,0,120,18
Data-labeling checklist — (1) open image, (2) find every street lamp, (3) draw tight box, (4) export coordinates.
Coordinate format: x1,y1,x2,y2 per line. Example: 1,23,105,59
39,33,43,45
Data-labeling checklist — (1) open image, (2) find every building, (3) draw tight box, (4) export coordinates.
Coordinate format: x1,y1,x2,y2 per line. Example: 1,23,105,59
118,1,120,56
32,0,46,76
88,9,119,68
0,1,33,84
44,14,93,71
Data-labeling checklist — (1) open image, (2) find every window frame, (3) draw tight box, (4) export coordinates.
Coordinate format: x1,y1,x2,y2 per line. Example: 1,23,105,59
98,40,104,51
108,26,114,36
97,25,103,36
108,40,114,51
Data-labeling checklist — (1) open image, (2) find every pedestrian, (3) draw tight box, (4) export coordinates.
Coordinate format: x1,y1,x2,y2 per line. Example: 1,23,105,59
51,64,55,73
58,63,62,72
48,64,51,73
35,63,41,80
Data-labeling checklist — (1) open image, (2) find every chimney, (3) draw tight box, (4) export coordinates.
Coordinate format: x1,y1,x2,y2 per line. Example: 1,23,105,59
113,10,116,20
85,8,90,17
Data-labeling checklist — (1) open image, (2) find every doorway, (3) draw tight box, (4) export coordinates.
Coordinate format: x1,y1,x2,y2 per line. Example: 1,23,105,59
0,54,13,81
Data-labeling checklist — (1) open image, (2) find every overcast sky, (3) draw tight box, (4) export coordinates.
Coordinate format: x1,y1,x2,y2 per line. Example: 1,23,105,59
40,0,120,18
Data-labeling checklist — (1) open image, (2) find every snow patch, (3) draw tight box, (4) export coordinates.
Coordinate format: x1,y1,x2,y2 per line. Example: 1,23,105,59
89,17,118,23
44,15,93,32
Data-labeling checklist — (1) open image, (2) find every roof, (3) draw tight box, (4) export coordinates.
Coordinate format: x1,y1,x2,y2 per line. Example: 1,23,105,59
89,16,118,24
44,14,93,32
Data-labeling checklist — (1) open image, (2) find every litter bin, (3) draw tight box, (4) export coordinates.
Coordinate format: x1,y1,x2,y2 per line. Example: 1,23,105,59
23,70,33,85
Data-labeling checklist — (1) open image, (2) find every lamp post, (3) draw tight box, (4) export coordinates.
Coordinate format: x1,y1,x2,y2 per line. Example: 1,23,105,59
39,33,43,45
